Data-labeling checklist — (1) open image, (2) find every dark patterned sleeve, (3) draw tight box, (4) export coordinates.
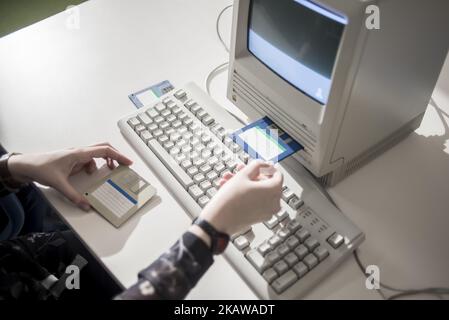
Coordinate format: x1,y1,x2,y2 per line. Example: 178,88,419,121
115,231,214,300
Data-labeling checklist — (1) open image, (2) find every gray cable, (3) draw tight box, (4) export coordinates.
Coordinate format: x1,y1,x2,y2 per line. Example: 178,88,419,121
216,4,233,53
206,61,229,96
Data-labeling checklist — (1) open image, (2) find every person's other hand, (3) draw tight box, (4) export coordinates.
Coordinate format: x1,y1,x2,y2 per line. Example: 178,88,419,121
198,160,283,236
8,143,133,211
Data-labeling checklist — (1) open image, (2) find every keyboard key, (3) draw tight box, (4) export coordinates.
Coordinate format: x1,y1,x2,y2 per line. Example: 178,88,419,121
191,104,202,114
277,228,291,241
137,113,153,126
155,103,166,111
188,185,204,200
147,139,194,189
294,244,309,260
181,160,192,170
268,235,282,247
178,126,188,135
238,152,250,164
159,121,170,131
187,166,199,177
304,238,320,251
262,268,278,284
281,187,295,202
163,141,175,151
313,246,329,261
207,156,219,166
213,162,226,174
220,169,231,177
184,99,196,110
193,157,205,167
170,132,181,141
193,173,206,184
153,128,164,137
288,196,304,210
206,187,218,198
286,236,300,249
146,109,159,118
158,134,169,144
128,117,140,128
140,130,152,143
264,216,279,229
273,260,289,275
166,114,177,123
293,262,308,278
134,124,145,134
183,117,193,126
276,210,289,221
196,109,208,120
284,252,299,267
246,249,268,273
265,251,281,265
176,139,187,149
174,89,187,100
202,115,215,126
174,153,186,163
169,147,180,156
197,195,210,208
229,142,241,153
303,254,319,270
226,159,238,171
181,145,193,154
258,241,272,256
234,236,250,250
154,116,164,124
160,109,171,118
286,219,302,232
206,170,218,182
277,243,290,257
178,112,188,122
296,229,311,242
327,232,344,249
172,120,182,128
212,178,221,188
199,180,212,192
271,270,298,294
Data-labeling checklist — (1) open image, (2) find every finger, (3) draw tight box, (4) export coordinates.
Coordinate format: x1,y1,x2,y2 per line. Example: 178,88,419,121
258,169,284,189
218,178,227,187
222,172,234,180
84,159,97,174
236,163,245,172
242,160,271,180
54,178,90,211
82,146,133,165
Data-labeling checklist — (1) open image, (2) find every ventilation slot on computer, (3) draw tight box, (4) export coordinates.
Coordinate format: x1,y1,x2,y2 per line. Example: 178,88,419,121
231,71,317,152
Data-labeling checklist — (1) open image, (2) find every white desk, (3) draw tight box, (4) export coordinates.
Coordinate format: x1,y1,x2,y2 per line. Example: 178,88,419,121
1,0,448,299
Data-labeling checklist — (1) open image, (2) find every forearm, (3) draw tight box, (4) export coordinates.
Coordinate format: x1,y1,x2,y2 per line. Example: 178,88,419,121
116,231,214,300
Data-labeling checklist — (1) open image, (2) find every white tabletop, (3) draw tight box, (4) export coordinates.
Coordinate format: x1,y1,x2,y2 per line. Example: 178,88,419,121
1,0,448,299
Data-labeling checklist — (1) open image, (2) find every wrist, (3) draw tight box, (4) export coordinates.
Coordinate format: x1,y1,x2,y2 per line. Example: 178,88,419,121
7,154,33,183
188,225,212,249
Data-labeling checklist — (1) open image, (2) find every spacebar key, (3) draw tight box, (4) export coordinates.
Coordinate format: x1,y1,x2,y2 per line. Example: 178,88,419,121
147,139,194,189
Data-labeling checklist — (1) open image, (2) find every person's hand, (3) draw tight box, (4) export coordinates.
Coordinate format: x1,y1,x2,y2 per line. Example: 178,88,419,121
195,160,283,239
7,143,133,211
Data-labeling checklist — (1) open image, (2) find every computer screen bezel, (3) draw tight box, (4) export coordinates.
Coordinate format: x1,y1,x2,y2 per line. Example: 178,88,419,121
229,0,370,133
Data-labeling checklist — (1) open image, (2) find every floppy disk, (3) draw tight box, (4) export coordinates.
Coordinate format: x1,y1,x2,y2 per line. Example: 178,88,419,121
85,166,157,228
230,117,303,163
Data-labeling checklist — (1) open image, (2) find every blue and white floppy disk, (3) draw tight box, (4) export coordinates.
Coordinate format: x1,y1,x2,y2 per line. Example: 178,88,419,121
129,80,175,108
230,117,303,163
85,166,157,228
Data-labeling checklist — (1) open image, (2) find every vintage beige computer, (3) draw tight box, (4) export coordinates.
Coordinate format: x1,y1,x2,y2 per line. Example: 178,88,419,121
119,0,449,299
227,0,449,186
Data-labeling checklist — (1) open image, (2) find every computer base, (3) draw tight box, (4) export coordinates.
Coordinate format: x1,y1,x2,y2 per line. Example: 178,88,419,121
319,112,425,187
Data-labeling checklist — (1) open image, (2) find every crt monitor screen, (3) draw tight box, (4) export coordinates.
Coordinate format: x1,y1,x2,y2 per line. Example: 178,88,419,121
248,0,347,105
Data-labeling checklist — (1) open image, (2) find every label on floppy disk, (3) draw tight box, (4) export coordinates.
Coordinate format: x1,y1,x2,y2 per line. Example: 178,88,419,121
230,117,303,163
